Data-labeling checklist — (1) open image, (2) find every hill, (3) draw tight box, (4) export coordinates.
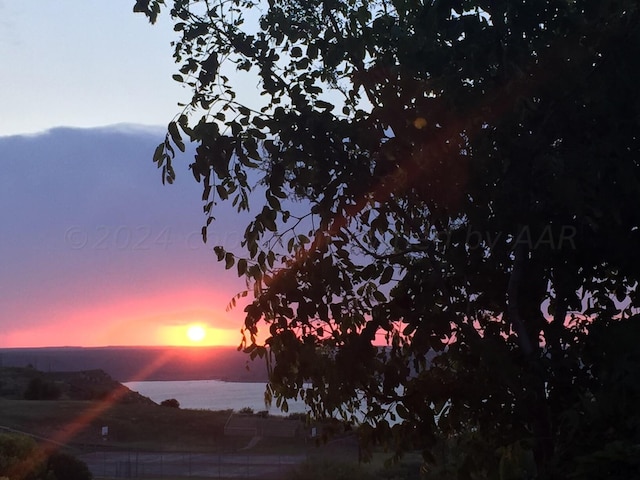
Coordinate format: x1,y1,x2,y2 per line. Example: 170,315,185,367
0,366,155,404
0,365,232,449
0,346,268,382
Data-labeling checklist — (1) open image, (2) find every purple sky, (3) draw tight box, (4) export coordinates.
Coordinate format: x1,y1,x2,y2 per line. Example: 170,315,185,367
1,126,252,347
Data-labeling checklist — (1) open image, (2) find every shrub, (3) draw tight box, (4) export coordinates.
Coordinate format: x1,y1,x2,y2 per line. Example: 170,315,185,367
160,398,180,408
46,452,92,480
0,433,47,479
0,434,91,480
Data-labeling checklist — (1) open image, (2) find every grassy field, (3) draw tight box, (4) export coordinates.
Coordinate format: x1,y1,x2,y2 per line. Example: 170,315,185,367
0,398,352,455
0,398,237,452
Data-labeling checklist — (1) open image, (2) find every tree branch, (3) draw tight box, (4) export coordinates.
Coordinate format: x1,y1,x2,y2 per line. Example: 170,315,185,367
508,239,535,356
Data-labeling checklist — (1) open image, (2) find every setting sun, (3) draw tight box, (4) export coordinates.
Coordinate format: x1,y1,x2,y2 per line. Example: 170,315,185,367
186,324,206,343
157,315,245,347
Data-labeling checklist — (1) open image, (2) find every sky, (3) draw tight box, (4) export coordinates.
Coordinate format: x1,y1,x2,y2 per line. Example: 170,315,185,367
0,1,186,136
0,2,256,348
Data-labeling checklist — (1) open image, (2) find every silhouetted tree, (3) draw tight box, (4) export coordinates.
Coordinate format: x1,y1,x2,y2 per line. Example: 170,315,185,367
136,1,640,476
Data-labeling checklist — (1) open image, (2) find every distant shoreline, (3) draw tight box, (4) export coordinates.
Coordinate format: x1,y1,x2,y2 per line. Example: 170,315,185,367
0,346,268,383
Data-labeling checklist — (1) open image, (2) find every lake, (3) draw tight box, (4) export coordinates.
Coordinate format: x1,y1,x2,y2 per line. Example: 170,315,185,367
123,380,308,414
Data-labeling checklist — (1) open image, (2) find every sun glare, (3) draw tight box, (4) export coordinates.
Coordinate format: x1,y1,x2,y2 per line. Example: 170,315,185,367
186,324,206,343
158,318,243,346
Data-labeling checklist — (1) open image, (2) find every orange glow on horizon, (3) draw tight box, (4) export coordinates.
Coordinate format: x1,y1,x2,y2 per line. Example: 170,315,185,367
1,286,251,348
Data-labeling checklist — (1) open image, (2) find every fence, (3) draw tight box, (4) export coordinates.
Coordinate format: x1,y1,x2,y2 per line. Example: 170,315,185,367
78,450,308,479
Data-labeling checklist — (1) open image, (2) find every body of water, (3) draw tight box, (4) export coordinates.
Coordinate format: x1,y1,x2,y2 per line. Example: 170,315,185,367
124,380,308,414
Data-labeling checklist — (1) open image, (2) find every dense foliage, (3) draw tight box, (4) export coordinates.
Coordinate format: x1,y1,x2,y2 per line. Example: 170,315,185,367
0,434,46,480
0,434,92,480
135,0,640,477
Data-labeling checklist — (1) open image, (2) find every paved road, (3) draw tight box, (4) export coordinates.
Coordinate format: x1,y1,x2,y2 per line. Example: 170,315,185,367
78,450,307,478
